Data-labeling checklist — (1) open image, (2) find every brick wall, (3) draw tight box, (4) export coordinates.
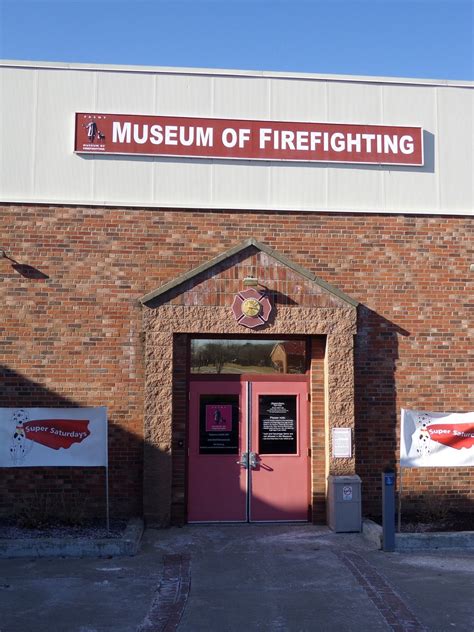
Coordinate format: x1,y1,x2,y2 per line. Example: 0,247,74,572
1,204,472,520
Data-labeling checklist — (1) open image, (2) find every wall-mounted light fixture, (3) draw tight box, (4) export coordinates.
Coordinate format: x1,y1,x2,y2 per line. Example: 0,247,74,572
243,276,258,287
0,249,49,279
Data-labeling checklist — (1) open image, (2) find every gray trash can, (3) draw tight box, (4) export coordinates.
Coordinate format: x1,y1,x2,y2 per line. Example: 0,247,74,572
327,475,362,533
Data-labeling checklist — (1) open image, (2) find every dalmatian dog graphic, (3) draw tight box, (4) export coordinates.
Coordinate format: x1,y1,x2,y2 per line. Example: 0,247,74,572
10,409,33,465
414,412,433,457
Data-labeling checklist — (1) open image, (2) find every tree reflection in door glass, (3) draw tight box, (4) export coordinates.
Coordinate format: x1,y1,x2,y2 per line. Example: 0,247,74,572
190,339,306,374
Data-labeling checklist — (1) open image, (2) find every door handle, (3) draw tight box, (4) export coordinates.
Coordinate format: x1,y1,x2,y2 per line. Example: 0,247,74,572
236,452,249,469
249,452,259,469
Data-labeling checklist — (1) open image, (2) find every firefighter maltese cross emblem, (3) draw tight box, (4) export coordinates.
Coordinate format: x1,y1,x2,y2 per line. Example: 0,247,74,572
232,288,272,329
242,298,261,317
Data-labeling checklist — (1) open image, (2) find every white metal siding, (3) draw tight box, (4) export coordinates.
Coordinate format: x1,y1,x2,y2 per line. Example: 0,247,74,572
1,62,472,215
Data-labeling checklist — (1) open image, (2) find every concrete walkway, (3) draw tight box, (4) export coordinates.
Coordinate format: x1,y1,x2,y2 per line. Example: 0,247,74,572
1,524,473,631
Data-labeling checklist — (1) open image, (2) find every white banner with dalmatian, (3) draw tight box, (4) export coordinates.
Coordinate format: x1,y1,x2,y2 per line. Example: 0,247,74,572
400,409,474,467
0,408,107,467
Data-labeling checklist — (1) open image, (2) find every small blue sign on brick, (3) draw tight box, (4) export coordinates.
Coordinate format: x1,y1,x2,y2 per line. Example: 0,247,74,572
384,473,395,486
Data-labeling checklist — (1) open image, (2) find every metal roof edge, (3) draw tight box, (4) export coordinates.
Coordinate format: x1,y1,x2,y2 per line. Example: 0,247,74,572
2,198,473,217
139,238,359,308
1,59,472,88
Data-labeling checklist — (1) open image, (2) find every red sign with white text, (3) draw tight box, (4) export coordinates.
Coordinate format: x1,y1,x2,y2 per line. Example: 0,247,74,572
23,419,90,450
427,423,474,450
75,113,424,166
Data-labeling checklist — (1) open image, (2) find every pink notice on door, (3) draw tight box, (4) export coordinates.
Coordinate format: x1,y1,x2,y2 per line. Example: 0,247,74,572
250,382,309,522
188,381,247,522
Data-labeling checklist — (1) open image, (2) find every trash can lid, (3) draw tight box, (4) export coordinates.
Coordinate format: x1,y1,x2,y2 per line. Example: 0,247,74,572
327,474,362,483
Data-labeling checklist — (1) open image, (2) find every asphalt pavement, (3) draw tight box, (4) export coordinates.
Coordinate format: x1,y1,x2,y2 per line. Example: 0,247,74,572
1,524,473,632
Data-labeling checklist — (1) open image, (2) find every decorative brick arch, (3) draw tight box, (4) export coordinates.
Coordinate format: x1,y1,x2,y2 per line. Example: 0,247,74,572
140,239,358,526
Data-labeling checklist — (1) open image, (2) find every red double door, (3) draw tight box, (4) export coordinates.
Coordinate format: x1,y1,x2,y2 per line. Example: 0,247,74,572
188,379,310,522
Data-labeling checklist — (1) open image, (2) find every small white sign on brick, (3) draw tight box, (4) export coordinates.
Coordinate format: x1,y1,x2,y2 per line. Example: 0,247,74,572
332,428,352,458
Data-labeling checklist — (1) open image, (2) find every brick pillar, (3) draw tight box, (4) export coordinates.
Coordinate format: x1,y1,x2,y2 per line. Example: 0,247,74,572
143,329,174,526
171,334,188,525
310,336,327,523
326,332,356,476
